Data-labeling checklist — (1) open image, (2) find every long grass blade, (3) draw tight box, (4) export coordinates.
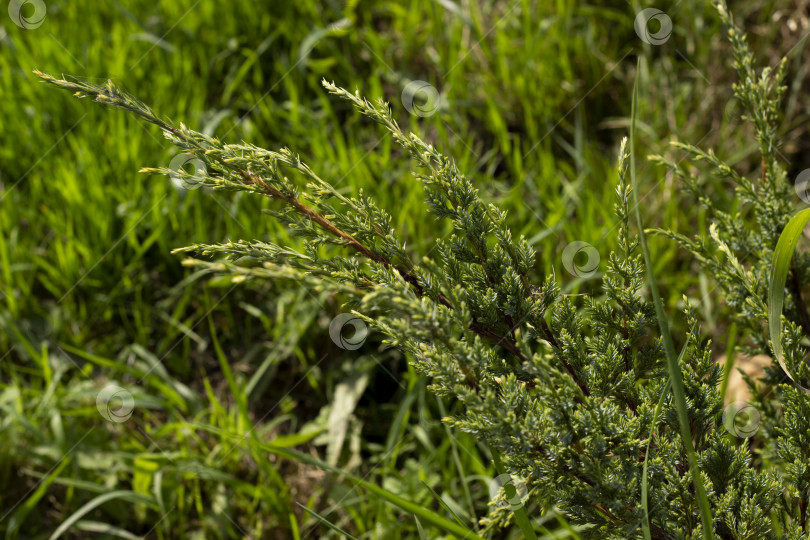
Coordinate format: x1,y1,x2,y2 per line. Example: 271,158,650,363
629,60,714,539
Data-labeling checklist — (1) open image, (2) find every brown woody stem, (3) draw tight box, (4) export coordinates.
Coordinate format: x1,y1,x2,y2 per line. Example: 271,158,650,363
238,170,529,363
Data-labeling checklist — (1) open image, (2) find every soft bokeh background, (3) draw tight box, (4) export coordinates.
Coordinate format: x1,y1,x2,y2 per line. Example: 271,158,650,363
2,0,809,537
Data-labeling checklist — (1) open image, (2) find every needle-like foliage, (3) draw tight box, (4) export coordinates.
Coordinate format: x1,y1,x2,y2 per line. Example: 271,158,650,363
33,3,808,537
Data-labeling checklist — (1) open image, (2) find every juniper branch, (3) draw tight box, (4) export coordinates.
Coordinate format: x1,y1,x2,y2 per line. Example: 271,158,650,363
34,70,531,362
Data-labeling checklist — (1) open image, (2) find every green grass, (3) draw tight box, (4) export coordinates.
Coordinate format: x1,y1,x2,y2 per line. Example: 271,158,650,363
0,0,799,537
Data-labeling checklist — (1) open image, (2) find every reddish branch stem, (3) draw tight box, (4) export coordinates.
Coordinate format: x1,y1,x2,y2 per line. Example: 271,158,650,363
239,170,530,363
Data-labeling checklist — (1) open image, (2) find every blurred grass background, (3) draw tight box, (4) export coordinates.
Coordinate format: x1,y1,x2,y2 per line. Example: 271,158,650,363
2,0,810,537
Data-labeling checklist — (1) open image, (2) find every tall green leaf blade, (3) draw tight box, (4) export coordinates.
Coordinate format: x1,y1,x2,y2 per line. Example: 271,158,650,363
629,60,714,539
768,208,810,394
